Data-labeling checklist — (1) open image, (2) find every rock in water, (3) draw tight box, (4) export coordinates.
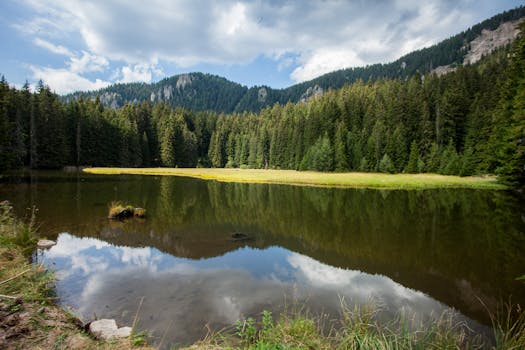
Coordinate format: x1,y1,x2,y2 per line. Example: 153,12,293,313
37,239,56,249
89,319,131,340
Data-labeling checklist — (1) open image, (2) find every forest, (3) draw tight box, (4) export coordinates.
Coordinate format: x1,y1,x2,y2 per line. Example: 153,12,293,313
0,24,524,189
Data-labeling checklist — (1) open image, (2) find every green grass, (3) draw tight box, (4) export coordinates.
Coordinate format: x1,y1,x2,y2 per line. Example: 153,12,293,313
185,304,525,350
83,167,507,190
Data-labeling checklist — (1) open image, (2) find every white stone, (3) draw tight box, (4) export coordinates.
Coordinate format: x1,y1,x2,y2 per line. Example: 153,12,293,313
89,319,132,340
37,239,56,249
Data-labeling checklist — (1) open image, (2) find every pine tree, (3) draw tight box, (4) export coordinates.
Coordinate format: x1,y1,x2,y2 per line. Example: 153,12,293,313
426,143,440,173
495,23,525,188
439,140,461,175
334,122,349,171
379,154,395,173
405,140,419,173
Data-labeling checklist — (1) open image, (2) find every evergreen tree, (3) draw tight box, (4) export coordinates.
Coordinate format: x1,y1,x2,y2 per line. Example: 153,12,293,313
379,154,395,173
439,140,461,175
426,143,441,173
334,122,349,171
495,23,525,188
405,141,420,173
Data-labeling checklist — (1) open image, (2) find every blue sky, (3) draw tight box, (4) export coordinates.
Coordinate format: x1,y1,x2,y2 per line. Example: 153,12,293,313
0,0,522,94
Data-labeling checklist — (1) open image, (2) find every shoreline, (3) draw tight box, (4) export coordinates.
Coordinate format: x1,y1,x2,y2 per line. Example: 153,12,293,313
83,167,507,190
0,201,154,350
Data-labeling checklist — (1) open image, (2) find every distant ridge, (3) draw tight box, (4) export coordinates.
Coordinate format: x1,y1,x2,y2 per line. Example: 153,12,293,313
63,6,525,113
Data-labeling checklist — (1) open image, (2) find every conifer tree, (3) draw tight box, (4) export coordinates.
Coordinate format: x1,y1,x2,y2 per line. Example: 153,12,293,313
405,141,420,173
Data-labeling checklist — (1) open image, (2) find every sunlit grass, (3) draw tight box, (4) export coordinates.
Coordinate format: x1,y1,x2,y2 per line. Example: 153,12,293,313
83,167,507,190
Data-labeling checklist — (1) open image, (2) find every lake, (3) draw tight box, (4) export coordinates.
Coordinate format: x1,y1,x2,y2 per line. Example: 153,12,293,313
1,171,524,348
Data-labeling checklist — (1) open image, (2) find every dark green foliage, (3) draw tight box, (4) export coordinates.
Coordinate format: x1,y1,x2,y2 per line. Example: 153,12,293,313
494,22,525,189
334,122,349,171
65,72,248,113
426,143,441,173
301,133,334,172
439,141,461,175
405,141,420,173
379,154,395,173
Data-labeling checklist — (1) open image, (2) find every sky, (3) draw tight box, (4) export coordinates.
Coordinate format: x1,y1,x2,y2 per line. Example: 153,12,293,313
0,0,523,94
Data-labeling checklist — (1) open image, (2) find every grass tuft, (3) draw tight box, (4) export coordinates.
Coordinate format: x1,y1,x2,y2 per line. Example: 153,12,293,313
184,301,525,350
108,201,146,220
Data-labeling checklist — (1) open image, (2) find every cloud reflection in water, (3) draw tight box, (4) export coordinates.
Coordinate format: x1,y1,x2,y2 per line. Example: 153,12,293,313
42,232,482,347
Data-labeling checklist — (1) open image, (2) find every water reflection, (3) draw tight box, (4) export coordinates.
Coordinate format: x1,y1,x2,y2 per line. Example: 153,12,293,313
41,233,486,348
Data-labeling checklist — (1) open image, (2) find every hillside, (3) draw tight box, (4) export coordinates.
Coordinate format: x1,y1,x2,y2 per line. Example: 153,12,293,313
63,6,525,113
66,73,248,113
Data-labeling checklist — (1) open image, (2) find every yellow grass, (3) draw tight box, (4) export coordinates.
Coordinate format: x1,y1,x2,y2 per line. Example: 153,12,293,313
83,168,506,190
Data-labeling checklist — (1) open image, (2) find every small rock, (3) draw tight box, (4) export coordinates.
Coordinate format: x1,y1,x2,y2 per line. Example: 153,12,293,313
37,239,56,249
89,319,132,340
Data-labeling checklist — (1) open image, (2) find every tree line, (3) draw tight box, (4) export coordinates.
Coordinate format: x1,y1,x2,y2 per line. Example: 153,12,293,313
1,26,524,188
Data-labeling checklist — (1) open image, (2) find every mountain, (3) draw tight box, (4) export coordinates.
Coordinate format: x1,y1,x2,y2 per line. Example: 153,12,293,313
64,6,525,113
66,73,248,113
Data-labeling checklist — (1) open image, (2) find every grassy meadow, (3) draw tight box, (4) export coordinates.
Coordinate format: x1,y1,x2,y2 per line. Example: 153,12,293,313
83,167,507,190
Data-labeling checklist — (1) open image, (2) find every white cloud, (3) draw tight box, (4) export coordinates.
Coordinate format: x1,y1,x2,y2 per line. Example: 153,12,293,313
120,246,153,266
291,48,366,83
33,38,73,56
28,50,111,94
29,65,110,94
118,64,163,84
18,0,502,89
69,51,108,74
47,233,110,257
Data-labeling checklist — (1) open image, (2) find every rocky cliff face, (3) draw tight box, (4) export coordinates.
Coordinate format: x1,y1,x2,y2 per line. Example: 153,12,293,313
299,85,323,103
99,92,120,109
150,85,175,103
176,74,193,90
432,18,522,75
464,19,523,65
257,87,268,103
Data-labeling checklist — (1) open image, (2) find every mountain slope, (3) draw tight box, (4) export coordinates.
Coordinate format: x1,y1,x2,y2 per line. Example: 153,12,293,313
64,6,525,113
67,72,247,113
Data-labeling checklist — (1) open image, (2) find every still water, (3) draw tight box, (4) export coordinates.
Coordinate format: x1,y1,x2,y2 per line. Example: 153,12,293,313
1,171,524,347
